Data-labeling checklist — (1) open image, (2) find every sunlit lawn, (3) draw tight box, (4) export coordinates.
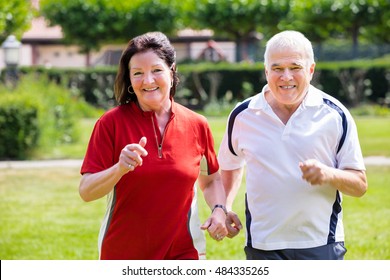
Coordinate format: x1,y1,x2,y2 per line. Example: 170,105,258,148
355,116,390,157
0,165,388,260
0,115,389,260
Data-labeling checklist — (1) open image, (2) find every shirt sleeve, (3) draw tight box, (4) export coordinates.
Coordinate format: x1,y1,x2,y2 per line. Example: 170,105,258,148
80,115,116,175
217,117,246,170
336,111,366,171
197,117,219,176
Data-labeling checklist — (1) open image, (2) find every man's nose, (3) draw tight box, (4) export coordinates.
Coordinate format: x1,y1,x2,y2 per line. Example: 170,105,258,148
280,69,293,80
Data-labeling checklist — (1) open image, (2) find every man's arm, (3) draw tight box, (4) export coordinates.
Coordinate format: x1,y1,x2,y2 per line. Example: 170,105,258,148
221,168,244,238
299,159,368,197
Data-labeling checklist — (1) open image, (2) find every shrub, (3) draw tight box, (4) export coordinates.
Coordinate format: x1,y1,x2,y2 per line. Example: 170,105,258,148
350,104,390,117
0,74,100,159
0,95,40,159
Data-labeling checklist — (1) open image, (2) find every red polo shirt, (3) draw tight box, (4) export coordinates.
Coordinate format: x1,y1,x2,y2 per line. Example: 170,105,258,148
81,101,219,259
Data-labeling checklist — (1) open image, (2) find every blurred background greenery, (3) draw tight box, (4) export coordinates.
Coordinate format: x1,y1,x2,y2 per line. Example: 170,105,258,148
0,0,389,260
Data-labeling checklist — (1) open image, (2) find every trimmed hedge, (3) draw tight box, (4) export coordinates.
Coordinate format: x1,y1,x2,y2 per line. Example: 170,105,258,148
15,58,390,110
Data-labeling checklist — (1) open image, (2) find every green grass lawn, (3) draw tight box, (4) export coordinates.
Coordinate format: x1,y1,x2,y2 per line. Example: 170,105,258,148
0,167,105,259
355,116,390,157
0,115,389,260
342,166,390,260
0,165,388,260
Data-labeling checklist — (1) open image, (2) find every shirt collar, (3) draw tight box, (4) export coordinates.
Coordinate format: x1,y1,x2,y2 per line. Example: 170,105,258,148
303,85,323,107
129,97,176,118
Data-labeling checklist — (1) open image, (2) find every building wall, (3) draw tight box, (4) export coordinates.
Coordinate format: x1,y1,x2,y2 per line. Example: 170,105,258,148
1,41,236,71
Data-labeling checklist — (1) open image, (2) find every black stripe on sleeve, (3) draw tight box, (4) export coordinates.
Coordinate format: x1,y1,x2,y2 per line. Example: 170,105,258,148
323,98,348,153
227,99,251,156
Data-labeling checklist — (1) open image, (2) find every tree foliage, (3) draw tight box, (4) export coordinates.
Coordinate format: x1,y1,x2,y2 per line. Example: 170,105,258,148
40,0,124,53
0,0,33,43
281,0,340,43
126,0,184,37
40,0,183,55
8,0,388,63
325,0,387,57
360,0,390,44
279,0,389,58
185,0,290,61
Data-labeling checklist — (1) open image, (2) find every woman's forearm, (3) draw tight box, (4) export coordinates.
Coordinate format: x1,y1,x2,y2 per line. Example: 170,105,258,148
79,163,125,202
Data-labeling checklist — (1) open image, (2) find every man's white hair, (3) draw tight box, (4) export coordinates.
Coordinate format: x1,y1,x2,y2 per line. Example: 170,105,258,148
264,30,315,68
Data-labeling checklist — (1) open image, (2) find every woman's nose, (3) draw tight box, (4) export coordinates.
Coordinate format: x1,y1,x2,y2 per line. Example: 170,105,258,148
143,72,155,84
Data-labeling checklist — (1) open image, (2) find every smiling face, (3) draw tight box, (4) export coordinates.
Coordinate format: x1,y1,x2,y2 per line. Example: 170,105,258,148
265,48,315,110
129,50,173,112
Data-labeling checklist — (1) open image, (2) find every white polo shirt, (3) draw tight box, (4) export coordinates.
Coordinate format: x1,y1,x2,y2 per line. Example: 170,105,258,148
218,85,365,250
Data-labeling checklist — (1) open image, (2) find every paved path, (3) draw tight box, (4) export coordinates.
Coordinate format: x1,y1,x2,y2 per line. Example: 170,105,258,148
363,156,390,166
1,156,390,169
0,159,83,169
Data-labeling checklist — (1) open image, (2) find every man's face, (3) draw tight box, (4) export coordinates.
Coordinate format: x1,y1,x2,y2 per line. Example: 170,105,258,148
265,49,315,108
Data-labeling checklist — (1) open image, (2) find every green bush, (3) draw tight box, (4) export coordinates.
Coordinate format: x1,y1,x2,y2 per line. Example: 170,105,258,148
0,95,40,159
0,74,100,159
20,66,117,109
350,104,390,117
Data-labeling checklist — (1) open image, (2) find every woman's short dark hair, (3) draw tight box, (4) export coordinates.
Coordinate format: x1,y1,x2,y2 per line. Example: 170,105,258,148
114,32,179,105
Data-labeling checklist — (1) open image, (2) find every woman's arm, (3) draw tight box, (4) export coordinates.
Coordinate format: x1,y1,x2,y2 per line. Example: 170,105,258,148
79,137,148,202
198,172,228,240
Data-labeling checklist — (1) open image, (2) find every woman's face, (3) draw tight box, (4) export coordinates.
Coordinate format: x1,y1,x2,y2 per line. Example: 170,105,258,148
129,50,173,112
